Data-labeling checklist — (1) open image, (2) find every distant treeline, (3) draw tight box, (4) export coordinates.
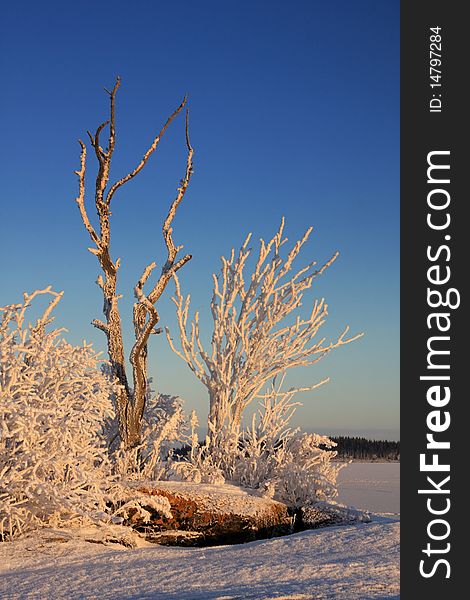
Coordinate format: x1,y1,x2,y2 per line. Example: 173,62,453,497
327,436,400,461
175,435,400,461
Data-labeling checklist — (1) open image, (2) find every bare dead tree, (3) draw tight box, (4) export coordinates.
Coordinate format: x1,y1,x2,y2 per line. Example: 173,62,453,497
74,77,193,448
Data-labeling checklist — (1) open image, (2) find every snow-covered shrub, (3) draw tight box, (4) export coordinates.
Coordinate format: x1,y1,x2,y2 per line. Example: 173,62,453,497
232,382,343,507
170,381,343,507
0,289,118,539
166,220,359,506
167,411,226,485
270,433,343,507
0,289,172,540
167,219,361,449
115,393,187,480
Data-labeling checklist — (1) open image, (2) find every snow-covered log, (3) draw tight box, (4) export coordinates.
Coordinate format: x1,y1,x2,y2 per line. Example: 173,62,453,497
125,480,292,545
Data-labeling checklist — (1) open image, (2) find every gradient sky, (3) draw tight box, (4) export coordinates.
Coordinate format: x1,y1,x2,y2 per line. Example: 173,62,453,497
0,1,399,440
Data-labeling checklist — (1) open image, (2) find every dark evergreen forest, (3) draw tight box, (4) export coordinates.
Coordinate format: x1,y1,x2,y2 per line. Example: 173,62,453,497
328,436,400,460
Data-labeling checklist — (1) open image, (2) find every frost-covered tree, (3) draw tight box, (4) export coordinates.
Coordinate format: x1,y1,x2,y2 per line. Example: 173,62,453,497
167,219,361,447
74,77,194,448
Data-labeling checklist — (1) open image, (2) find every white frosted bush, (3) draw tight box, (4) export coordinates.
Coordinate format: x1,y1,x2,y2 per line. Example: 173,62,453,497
173,381,343,507
167,219,361,451
167,410,226,485
233,384,343,507
0,289,171,540
115,393,187,480
272,433,343,507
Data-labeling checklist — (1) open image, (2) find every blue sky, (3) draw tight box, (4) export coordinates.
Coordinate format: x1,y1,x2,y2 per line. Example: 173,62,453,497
0,1,399,440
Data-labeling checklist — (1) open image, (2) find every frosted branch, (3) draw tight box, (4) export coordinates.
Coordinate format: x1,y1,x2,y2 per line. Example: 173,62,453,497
106,96,188,205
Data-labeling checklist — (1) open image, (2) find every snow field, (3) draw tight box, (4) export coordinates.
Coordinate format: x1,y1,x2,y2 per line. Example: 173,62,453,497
0,517,399,600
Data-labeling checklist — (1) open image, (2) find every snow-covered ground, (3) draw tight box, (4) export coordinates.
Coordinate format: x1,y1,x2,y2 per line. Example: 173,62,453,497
0,463,400,599
0,517,399,600
336,462,400,514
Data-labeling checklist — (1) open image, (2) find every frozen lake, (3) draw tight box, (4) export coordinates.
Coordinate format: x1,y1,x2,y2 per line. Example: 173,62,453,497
336,461,400,514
